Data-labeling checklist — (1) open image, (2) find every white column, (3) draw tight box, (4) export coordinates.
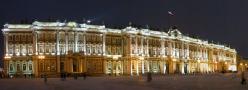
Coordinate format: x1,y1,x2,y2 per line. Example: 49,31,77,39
146,38,149,56
142,60,144,74
181,62,184,74
130,36,132,55
205,48,207,60
56,31,60,55
130,60,133,76
26,43,28,55
75,31,78,52
5,33,9,56
83,33,86,54
56,31,60,73
147,61,150,72
136,61,139,75
141,36,144,55
65,31,68,54
199,46,201,60
135,36,138,55
169,41,173,56
103,33,106,55
186,43,189,59
181,42,184,58
201,47,203,60
34,32,38,55
115,61,118,75
173,42,176,57
163,61,166,74
161,39,165,56
217,51,220,61
233,54,236,64
196,45,199,60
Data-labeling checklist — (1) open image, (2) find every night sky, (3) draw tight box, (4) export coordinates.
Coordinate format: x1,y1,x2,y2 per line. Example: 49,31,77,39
1,0,248,66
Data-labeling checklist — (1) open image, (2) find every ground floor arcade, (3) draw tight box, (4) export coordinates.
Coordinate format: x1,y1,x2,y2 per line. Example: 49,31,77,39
4,55,236,77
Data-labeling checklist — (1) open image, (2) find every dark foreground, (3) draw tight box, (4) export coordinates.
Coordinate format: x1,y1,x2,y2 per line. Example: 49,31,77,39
0,73,247,90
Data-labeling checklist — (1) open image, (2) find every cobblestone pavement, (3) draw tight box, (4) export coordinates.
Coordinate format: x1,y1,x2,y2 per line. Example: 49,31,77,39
0,72,247,90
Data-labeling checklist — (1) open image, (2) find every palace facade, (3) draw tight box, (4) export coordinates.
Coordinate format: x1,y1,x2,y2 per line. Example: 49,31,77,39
2,21,237,77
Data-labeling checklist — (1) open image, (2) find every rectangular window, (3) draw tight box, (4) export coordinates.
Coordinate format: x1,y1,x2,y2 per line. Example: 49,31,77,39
15,45,20,55
39,44,43,53
28,35,32,41
59,43,64,54
81,44,84,52
98,45,102,54
9,35,13,41
22,35,26,41
51,45,55,53
15,35,19,41
107,46,111,55
22,45,26,55
92,46,95,54
132,45,135,54
28,45,33,54
69,44,73,51
45,45,49,53
86,44,91,54
9,45,13,55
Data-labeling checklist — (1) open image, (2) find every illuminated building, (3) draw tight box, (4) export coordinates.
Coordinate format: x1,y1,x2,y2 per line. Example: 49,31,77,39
2,21,237,77
237,57,248,72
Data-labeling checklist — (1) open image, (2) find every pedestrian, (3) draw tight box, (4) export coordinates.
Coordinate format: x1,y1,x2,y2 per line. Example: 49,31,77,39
44,73,47,83
0,72,2,79
0,68,2,78
74,73,78,80
241,71,246,85
83,72,87,80
147,72,152,82
64,72,67,80
60,72,64,81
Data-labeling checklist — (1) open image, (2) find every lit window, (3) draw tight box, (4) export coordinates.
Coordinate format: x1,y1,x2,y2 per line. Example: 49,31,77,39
52,45,55,53
28,45,33,54
45,45,49,53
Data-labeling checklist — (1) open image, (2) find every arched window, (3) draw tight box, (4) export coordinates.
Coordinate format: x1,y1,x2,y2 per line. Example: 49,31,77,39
10,64,13,71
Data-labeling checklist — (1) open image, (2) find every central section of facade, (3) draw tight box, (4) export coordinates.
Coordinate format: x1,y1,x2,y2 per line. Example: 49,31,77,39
2,21,237,77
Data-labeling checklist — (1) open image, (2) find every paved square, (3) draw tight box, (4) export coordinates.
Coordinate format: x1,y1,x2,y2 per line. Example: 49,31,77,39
0,72,247,90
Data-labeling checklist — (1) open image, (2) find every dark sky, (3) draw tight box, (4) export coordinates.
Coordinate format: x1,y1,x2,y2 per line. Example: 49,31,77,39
0,0,248,65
